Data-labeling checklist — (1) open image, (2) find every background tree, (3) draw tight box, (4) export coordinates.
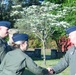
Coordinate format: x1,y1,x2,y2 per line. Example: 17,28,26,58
11,2,70,65
0,0,13,20
0,0,76,65
45,0,76,4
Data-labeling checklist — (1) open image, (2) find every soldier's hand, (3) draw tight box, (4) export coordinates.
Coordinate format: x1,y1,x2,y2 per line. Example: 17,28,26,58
47,67,54,75
42,68,50,75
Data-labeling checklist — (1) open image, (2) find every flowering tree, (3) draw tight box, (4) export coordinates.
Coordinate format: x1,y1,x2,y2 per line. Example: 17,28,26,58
10,1,71,65
0,0,13,20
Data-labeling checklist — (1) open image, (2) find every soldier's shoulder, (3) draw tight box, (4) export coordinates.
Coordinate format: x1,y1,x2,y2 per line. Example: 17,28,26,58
7,49,21,55
6,50,16,57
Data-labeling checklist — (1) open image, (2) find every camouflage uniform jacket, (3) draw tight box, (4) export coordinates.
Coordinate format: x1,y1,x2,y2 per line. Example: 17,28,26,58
0,48,48,75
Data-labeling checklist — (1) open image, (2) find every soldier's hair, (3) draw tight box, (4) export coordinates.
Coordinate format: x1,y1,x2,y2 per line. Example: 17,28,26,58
12,42,20,48
12,41,25,48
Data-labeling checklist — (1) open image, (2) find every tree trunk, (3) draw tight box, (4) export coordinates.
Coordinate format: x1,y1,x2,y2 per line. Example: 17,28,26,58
42,40,46,65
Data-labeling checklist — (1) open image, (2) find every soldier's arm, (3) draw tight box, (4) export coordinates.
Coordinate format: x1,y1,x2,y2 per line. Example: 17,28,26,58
25,55,48,75
50,51,69,74
0,40,7,62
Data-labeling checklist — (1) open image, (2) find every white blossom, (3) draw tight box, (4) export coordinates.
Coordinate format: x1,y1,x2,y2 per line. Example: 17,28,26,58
12,5,21,8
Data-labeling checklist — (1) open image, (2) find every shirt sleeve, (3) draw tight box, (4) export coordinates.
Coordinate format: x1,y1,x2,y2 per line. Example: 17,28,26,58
52,51,69,74
25,55,48,75
0,40,7,62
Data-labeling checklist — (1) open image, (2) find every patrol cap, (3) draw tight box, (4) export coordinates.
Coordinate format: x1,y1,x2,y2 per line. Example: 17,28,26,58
0,21,11,28
66,26,76,34
12,33,28,43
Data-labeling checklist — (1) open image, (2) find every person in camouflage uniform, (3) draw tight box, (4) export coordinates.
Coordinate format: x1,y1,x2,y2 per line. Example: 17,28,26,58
0,33,49,75
0,21,11,63
47,26,76,75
